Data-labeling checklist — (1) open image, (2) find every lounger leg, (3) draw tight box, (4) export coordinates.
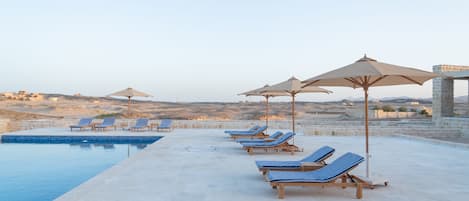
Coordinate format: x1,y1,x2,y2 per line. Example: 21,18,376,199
342,176,347,189
277,184,285,199
356,183,363,199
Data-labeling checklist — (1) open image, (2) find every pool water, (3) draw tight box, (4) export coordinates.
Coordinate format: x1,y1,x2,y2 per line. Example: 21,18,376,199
0,143,150,201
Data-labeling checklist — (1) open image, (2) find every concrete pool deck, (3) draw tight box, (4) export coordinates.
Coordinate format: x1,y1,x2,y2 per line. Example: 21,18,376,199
3,128,469,201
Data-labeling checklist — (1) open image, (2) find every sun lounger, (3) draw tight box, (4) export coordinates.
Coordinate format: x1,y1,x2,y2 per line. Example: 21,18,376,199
256,146,335,175
157,119,173,132
267,152,365,199
241,132,300,154
229,126,268,139
236,131,283,143
130,118,149,131
94,117,116,131
224,125,260,134
70,118,93,131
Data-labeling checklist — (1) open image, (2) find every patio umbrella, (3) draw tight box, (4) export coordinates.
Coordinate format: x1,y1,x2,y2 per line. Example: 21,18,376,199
239,85,289,128
108,87,152,114
302,55,438,182
261,76,332,133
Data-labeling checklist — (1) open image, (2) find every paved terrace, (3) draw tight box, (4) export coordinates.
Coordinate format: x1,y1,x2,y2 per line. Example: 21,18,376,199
4,128,469,201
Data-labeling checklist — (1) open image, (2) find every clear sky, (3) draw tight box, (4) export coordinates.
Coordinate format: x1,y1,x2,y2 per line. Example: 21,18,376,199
1,0,468,102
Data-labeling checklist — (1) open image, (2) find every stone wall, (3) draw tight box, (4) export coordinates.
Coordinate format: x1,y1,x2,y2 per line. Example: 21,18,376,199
346,108,418,119
0,119,9,133
432,65,469,120
3,118,462,139
372,110,417,119
436,117,469,137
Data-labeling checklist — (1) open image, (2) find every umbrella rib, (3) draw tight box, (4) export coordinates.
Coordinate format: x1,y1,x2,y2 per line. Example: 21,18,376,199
369,75,388,86
359,76,365,84
345,77,364,87
301,80,319,88
400,75,424,85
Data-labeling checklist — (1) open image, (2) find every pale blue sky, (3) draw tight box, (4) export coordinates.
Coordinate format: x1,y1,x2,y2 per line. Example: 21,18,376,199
1,0,468,102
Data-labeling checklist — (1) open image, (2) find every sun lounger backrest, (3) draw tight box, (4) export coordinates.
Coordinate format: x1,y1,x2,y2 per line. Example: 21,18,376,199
256,126,268,132
301,146,335,163
269,131,283,139
249,125,261,131
135,118,149,127
267,132,294,146
312,152,364,181
78,118,93,126
160,119,172,127
102,117,115,126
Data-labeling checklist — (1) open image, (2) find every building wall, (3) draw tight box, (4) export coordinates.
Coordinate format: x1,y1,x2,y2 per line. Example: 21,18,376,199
432,65,469,120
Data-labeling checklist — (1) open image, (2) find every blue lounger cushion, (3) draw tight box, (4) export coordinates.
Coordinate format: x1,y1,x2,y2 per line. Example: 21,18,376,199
70,118,93,128
158,119,172,129
225,125,260,134
242,132,295,147
132,118,149,129
95,117,115,128
236,131,283,143
229,126,268,136
256,146,335,168
267,152,364,183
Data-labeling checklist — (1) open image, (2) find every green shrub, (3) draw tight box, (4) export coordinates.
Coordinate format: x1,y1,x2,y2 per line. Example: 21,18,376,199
398,106,407,112
95,113,119,119
382,105,395,112
419,109,429,116
410,108,417,112
372,105,381,110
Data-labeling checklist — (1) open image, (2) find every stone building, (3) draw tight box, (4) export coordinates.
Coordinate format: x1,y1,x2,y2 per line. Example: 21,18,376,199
432,65,469,136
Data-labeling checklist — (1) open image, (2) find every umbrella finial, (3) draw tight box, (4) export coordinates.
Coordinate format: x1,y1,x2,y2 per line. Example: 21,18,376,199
356,54,377,63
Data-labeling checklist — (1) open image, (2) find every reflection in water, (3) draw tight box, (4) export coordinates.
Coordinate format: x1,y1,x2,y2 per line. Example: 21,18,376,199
103,144,115,149
79,144,92,149
0,142,154,201
93,144,116,150
133,144,147,149
68,143,148,151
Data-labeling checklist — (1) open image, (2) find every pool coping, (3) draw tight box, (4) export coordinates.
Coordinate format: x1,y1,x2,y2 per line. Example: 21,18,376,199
1,135,162,144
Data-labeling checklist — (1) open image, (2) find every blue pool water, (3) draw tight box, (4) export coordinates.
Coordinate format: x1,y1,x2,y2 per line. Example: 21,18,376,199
0,141,154,201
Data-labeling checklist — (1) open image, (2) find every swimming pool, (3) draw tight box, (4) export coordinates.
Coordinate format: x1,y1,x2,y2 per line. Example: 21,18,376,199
0,136,161,201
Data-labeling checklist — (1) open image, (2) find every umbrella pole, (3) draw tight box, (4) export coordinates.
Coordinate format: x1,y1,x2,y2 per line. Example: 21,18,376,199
265,96,269,128
292,95,295,133
364,87,370,178
127,96,131,115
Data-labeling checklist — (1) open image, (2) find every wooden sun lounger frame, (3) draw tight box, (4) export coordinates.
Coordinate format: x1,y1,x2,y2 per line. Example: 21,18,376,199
244,141,302,155
230,132,268,140
130,125,151,132
270,171,364,199
70,125,93,131
94,124,117,131
258,152,333,175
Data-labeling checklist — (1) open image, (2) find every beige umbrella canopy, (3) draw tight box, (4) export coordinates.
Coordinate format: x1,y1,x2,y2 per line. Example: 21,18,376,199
302,55,438,181
261,76,332,133
239,85,289,128
108,87,152,114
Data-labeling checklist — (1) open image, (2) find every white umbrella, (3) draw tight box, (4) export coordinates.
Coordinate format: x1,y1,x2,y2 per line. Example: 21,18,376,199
239,85,289,128
261,76,332,133
302,55,438,184
108,87,152,114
